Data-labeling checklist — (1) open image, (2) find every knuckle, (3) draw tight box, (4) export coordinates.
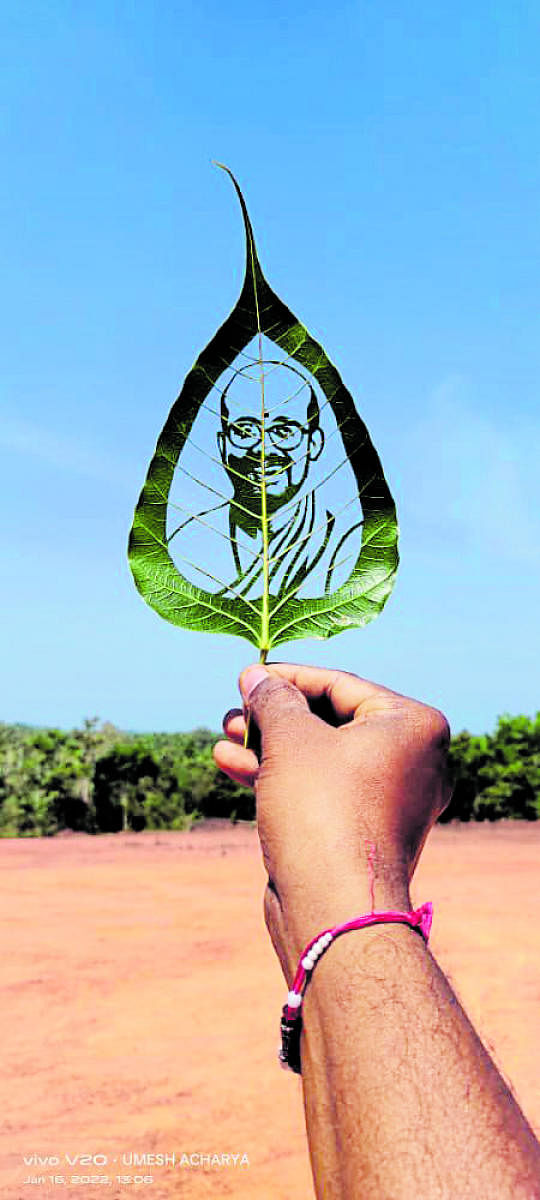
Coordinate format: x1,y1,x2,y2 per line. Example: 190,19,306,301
430,708,451,745
404,702,450,748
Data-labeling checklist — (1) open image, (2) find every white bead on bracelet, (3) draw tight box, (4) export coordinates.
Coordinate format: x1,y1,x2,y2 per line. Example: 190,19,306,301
301,930,334,972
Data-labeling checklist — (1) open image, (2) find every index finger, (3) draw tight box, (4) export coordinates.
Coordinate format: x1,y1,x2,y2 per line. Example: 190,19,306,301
249,662,408,724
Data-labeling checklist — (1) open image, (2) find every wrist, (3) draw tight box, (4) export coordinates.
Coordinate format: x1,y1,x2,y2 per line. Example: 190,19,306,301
279,899,431,1074
278,872,412,963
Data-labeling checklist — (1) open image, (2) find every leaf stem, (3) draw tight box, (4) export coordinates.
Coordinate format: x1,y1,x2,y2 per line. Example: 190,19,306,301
242,645,269,751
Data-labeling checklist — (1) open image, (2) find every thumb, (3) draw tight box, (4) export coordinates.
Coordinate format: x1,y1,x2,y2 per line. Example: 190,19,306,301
239,664,313,754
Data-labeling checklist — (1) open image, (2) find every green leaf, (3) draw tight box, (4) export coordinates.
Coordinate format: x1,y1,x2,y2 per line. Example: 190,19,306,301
128,165,399,656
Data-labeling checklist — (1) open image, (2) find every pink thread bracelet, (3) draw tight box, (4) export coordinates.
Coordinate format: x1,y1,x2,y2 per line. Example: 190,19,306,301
279,902,433,1074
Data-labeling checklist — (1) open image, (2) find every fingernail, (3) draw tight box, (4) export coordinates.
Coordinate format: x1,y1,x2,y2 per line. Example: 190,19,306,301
240,665,269,701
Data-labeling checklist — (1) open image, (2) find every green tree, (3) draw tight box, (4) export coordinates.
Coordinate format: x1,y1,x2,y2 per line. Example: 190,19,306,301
1,709,537,837
442,714,540,822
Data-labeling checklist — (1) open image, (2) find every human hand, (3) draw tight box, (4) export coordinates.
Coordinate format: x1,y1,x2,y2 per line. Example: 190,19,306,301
214,663,451,980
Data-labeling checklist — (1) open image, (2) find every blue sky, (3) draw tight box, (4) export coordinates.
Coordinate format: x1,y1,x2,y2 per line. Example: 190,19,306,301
2,0,539,736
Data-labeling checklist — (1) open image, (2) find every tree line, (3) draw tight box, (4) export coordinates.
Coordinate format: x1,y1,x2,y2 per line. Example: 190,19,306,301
0,711,539,837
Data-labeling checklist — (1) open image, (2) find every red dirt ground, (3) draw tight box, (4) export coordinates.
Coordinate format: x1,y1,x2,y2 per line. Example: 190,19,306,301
2,822,539,1199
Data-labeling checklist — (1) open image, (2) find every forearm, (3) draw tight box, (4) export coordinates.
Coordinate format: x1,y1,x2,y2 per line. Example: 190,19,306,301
298,921,540,1199
220,666,540,1196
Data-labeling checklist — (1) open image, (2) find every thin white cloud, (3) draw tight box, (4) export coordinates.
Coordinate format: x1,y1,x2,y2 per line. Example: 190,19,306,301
400,375,540,563
0,415,133,488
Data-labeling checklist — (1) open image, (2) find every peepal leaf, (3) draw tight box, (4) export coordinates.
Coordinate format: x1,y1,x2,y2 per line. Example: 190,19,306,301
128,166,399,654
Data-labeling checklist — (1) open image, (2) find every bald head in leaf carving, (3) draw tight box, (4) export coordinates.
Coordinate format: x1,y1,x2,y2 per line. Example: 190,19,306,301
216,365,324,537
